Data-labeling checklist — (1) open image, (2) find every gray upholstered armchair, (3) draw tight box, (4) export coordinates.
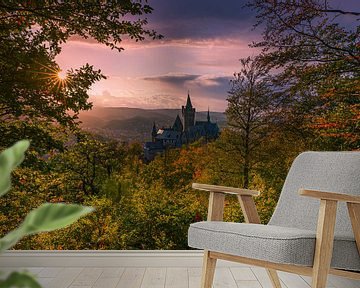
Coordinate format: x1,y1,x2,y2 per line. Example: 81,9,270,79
188,152,360,288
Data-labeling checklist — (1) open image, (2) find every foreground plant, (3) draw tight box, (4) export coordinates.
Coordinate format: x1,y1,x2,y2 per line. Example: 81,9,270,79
0,140,93,288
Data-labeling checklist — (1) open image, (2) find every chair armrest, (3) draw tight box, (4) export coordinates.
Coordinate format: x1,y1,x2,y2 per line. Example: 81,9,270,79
299,189,360,204
193,183,261,223
301,188,360,267
192,183,260,196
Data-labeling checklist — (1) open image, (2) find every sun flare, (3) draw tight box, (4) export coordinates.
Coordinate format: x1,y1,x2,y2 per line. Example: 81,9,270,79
33,62,71,90
57,70,67,80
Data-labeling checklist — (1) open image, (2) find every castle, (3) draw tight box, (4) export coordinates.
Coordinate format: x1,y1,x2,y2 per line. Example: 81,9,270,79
144,93,219,161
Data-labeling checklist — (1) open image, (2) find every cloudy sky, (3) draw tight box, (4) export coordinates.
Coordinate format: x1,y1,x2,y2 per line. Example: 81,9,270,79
56,0,357,112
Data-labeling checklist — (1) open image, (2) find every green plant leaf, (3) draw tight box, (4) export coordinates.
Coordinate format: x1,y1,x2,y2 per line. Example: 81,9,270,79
0,203,94,250
0,226,24,252
0,140,30,197
21,203,94,234
0,271,41,288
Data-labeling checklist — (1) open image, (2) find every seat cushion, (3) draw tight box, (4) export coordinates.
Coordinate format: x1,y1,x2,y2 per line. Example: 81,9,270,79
188,221,360,271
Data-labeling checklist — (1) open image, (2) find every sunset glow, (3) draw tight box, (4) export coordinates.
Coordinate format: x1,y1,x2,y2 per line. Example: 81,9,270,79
55,0,358,112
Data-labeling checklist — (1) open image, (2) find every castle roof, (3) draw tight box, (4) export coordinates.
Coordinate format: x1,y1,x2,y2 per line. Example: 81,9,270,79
156,129,181,140
172,114,183,132
181,120,219,142
194,121,219,134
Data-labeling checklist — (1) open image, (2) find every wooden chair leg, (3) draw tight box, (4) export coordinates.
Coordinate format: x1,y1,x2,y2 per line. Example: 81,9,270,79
347,202,360,254
238,195,282,287
266,269,282,288
312,200,337,288
201,250,217,288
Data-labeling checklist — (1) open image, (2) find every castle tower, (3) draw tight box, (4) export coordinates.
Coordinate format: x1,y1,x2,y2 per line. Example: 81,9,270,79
182,92,195,131
207,107,210,123
151,122,157,142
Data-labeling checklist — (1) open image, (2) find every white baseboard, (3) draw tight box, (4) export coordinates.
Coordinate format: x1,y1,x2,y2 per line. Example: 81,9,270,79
0,250,247,267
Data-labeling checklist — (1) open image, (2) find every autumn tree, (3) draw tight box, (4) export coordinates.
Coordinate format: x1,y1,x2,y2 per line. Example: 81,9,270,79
121,182,206,249
0,1,161,151
248,0,360,149
225,57,281,188
50,133,128,197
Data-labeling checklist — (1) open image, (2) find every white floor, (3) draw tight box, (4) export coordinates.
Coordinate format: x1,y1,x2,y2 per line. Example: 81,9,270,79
1,251,359,288
2,266,360,288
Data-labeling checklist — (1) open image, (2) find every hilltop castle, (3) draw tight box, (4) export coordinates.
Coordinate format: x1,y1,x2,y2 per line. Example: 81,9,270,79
144,93,219,161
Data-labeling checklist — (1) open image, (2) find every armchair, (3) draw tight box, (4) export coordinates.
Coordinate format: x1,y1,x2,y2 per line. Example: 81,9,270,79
188,152,360,288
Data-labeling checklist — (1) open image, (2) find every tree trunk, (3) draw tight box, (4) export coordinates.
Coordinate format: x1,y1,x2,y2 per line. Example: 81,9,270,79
243,110,251,189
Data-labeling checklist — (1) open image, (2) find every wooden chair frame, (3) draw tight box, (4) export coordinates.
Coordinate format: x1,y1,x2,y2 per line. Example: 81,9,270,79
192,183,360,288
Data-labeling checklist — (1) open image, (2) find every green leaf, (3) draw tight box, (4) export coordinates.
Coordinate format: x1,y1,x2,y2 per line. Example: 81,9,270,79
0,271,41,288
0,203,94,250
0,227,24,252
0,140,30,197
21,203,94,234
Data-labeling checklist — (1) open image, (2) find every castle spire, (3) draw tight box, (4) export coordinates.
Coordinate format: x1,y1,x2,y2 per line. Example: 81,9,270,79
151,122,157,142
186,91,193,109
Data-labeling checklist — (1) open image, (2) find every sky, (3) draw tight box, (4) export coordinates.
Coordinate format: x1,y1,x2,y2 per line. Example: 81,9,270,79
56,0,358,112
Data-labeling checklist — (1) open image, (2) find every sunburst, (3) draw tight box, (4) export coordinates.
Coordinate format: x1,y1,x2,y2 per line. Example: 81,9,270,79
57,70,67,81
32,61,71,90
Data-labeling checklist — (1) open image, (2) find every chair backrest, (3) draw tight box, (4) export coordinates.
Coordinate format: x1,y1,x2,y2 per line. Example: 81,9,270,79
269,151,360,238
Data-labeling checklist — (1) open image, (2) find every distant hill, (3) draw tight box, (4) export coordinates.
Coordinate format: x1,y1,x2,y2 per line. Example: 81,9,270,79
77,107,226,142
